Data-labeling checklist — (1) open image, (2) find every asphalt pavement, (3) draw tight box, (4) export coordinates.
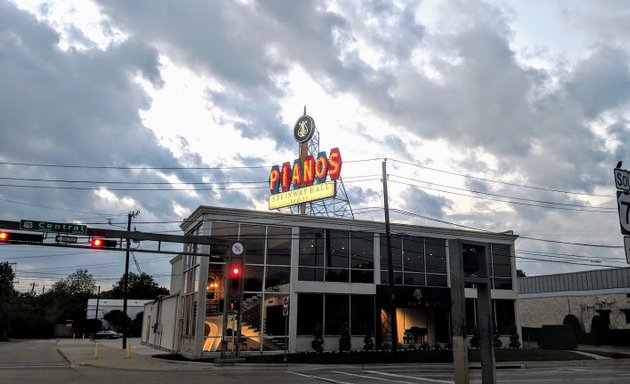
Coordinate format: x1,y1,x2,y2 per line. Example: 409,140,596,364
56,337,630,372
56,338,210,371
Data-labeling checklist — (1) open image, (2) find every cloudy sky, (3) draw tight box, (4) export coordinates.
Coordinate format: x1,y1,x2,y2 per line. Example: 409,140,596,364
1,0,629,292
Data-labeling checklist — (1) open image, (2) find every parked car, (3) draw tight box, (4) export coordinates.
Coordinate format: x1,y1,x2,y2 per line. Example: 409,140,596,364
93,330,122,339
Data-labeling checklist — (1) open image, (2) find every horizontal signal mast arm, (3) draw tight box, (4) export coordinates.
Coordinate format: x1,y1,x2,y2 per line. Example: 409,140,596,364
0,219,231,248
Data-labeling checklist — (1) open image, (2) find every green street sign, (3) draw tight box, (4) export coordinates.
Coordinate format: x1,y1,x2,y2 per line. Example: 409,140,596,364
20,220,87,235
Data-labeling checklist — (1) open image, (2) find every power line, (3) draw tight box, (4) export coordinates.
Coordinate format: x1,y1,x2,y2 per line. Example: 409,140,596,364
390,158,613,198
389,179,615,214
390,174,616,212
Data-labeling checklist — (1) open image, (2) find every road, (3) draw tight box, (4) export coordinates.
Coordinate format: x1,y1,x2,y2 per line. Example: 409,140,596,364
2,339,630,383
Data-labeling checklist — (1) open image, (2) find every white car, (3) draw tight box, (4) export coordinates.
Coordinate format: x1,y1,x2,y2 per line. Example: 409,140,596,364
93,330,122,339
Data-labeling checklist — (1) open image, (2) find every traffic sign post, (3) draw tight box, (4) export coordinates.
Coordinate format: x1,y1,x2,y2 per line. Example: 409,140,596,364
614,166,630,265
283,296,289,362
624,237,630,264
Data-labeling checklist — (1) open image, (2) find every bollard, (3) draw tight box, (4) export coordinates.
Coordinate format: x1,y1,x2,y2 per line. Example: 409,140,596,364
127,342,132,359
94,343,100,360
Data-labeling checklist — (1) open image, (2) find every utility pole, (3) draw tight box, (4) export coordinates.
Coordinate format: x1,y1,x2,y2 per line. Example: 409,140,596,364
122,211,140,350
95,285,101,319
382,159,398,358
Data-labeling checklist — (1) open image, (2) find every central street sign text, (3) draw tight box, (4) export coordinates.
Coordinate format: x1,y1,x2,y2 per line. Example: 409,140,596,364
20,220,88,235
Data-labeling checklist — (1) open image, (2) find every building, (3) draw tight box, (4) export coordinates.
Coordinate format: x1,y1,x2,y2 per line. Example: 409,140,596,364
87,298,152,329
518,268,630,343
142,206,519,359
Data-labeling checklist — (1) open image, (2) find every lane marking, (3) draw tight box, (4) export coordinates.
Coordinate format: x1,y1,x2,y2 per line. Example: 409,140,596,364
333,370,417,384
364,370,454,384
0,363,68,369
289,371,354,384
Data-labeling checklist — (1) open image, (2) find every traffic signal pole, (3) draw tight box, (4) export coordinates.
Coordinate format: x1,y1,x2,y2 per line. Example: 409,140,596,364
122,211,139,350
220,251,232,360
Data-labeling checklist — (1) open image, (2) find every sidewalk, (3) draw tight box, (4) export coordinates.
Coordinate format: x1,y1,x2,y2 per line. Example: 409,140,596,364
56,338,209,371
577,344,630,356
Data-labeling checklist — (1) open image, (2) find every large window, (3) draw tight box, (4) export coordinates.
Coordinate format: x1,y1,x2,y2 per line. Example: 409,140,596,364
380,235,403,284
491,244,512,290
351,295,375,335
267,226,291,266
203,221,291,352
296,293,375,336
380,236,447,287
297,293,323,335
494,300,516,334
299,229,374,283
325,294,349,335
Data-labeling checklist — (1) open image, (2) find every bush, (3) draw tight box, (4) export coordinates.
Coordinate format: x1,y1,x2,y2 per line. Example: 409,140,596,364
509,326,521,349
363,328,374,351
470,326,480,349
311,323,323,353
563,315,585,343
537,325,577,350
339,323,351,352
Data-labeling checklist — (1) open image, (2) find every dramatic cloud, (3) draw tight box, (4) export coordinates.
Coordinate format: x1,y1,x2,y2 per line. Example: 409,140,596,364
2,0,630,290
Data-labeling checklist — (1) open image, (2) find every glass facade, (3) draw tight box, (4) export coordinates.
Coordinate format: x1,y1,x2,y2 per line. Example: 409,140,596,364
203,221,292,352
380,235,448,287
298,229,375,283
168,209,517,357
296,293,375,336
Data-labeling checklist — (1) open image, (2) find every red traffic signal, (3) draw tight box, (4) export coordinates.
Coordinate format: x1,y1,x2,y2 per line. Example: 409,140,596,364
229,265,242,278
0,230,43,244
229,299,240,312
90,238,118,248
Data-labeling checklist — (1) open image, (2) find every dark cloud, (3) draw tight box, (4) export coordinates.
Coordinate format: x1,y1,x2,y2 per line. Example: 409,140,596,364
401,187,452,219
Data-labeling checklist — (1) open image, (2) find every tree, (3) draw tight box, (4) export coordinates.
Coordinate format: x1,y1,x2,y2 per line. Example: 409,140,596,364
0,262,15,295
45,269,97,335
516,269,526,278
0,262,16,338
51,268,96,296
103,310,129,332
104,272,168,299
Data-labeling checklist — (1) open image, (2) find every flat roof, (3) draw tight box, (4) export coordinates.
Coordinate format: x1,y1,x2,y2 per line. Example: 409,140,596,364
181,205,518,244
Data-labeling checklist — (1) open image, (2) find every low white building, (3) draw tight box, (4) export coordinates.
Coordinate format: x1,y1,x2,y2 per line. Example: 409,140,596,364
142,206,520,359
87,298,152,329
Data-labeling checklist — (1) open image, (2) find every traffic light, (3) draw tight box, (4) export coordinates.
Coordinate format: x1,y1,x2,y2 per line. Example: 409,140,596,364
90,238,118,248
229,299,240,312
228,259,243,294
0,230,43,244
229,264,242,279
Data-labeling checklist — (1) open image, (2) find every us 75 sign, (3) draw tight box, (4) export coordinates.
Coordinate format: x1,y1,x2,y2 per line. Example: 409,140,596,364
617,191,630,235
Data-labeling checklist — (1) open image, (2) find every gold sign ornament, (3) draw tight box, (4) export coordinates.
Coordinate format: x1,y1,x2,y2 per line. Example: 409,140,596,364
293,115,315,143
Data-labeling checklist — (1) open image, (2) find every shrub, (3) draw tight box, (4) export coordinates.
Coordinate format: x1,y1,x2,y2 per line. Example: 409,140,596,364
311,323,324,353
537,325,577,350
363,328,374,351
509,326,521,349
470,326,480,349
493,328,503,349
339,322,351,352
563,315,585,343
